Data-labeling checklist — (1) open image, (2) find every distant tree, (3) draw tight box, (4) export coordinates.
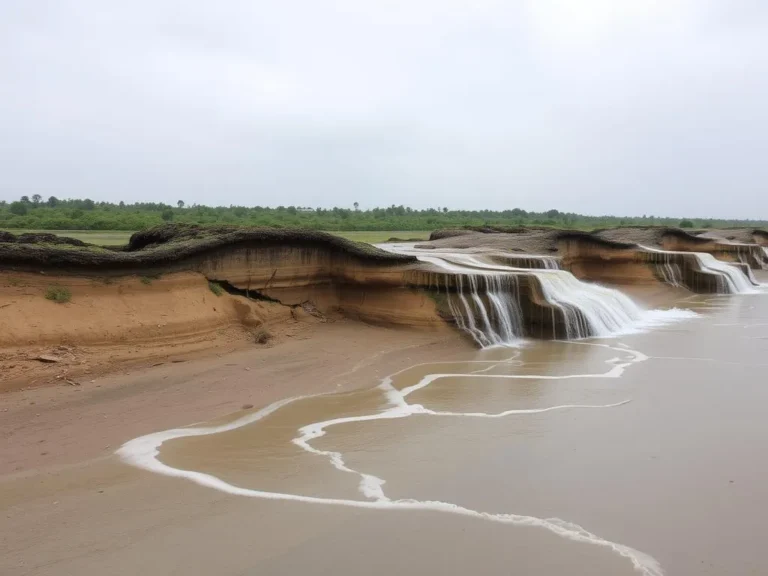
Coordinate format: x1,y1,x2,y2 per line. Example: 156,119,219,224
82,198,95,210
679,219,694,228
20,195,30,204
10,201,28,215
177,200,185,209
119,201,125,208
161,208,174,221
32,194,42,205
546,209,560,219
353,201,359,211
442,207,448,213
47,196,59,207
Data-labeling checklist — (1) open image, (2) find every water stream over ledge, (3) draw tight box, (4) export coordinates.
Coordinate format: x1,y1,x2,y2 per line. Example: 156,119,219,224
384,243,698,344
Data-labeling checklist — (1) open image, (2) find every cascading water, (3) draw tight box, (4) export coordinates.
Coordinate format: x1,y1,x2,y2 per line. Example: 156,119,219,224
653,252,683,288
445,274,524,347
693,252,756,293
640,245,757,294
381,244,684,345
532,271,644,339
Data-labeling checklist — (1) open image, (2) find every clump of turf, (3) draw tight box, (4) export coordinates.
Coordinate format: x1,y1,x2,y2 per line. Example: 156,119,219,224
140,276,153,285
45,285,72,303
254,329,272,344
208,281,223,296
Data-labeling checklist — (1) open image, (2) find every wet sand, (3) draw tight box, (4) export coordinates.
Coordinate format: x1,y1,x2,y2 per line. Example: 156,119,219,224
3,276,768,575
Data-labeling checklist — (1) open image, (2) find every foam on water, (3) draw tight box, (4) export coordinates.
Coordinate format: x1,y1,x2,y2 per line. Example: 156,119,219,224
118,341,678,576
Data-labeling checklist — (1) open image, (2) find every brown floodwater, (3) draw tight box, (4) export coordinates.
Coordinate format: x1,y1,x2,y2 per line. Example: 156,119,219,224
3,276,767,576
124,280,768,576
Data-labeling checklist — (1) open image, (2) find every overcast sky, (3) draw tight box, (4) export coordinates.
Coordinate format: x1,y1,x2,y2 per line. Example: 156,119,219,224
1,1,767,218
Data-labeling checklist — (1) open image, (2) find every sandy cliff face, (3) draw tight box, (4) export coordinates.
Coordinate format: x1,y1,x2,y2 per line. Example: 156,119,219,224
192,245,444,328
557,237,757,292
0,271,302,392
2,223,764,392
0,237,453,391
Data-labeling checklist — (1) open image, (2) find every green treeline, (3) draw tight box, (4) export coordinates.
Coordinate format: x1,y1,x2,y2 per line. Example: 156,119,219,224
1,195,765,231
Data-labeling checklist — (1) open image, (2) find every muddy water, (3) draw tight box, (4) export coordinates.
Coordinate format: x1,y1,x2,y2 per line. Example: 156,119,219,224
110,281,768,576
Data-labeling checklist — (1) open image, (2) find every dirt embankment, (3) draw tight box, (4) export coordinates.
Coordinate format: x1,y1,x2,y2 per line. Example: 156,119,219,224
594,227,767,269
0,271,307,392
421,229,561,253
424,226,768,272
0,225,453,393
420,226,766,291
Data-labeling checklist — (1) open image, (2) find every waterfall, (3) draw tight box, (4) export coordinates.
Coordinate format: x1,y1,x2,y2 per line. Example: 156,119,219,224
640,245,757,294
444,274,524,347
382,243,695,346
532,271,644,339
693,253,756,293
653,252,683,288
410,250,648,343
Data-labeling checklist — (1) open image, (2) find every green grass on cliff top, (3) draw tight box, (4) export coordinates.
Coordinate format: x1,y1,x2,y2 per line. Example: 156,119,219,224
1,229,431,246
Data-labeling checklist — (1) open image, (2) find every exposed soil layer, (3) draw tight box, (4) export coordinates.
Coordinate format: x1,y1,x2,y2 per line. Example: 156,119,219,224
0,226,450,393
421,229,563,253
3,223,765,395
0,271,305,393
423,226,768,270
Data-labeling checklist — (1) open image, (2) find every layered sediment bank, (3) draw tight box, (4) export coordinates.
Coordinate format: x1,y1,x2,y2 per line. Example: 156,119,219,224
420,226,767,290
1,224,764,392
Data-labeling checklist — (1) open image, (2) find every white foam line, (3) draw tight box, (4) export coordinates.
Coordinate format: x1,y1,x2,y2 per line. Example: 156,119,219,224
469,362,523,374
117,341,662,576
421,399,632,418
649,356,768,367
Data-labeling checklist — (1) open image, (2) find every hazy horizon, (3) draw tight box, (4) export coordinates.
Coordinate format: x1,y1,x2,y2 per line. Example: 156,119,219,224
2,1,767,220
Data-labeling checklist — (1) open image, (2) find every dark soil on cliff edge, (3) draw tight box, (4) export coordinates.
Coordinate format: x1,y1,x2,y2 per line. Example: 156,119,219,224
694,228,767,244
422,225,768,254
421,229,564,253
421,227,637,254
0,224,417,272
593,226,712,248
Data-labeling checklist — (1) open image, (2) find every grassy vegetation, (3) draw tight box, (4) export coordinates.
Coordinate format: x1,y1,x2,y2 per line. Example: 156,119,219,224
3,197,765,232
140,276,153,285
253,329,272,344
1,229,431,245
2,229,132,245
208,281,223,296
45,285,72,303
330,230,430,243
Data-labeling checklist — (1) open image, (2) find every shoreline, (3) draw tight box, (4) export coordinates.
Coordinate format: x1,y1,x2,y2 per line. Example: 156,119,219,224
0,320,466,477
